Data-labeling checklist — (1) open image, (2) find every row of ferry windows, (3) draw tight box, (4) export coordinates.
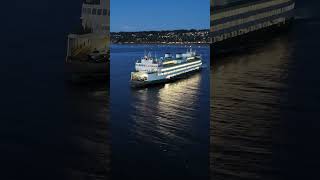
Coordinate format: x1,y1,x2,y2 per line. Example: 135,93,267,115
82,7,109,16
212,0,292,20
213,4,294,32
137,64,158,67
137,63,201,75
161,60,202,72
212,17,286,43
160,63,202,76
164,67,200,78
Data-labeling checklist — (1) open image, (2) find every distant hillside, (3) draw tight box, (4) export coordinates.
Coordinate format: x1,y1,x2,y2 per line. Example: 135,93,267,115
111,29,210,44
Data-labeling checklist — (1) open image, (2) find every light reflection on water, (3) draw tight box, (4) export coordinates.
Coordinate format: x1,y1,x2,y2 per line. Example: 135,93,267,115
111,44,209,179
211,35,292,180
130,73,202,148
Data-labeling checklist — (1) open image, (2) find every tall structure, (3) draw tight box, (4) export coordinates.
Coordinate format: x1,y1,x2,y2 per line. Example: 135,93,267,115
65,0,110,81
210,0,295,49
66,0,110,59
81,0,110,34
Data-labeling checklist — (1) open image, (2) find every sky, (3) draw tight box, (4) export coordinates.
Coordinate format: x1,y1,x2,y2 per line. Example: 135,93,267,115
111,0,210,32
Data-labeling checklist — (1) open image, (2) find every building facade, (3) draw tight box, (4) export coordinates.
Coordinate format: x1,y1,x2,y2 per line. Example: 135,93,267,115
210,0,295,44
81,0,110,34
67,0,110,59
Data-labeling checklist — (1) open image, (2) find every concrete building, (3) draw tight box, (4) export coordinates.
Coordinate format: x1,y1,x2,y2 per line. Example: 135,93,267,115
67,0,110,59
210,0,295,44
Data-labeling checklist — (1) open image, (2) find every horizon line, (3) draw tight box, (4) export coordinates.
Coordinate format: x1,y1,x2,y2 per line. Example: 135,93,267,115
110,28,210,33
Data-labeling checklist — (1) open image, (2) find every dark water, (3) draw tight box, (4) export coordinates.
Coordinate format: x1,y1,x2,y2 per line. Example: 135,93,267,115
1,0,110,179
65,83,110,179
110,44,210,179
210,1,320,180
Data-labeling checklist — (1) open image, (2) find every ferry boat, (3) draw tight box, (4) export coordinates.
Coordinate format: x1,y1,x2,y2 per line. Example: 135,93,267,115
65,0,110,81
210,0,295,55
130,49,203,87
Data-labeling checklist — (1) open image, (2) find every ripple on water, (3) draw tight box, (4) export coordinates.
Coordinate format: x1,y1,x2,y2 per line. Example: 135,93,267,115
211,35,293,180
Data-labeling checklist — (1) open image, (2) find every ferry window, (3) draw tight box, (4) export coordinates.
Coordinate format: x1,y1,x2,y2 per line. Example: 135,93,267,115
92,8,97,15
97,9,102,15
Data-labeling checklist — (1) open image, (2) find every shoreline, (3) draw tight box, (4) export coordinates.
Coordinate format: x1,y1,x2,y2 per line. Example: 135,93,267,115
110,42,210,46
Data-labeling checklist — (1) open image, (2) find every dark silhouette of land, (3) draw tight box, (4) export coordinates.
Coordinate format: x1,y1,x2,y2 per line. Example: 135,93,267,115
111,29,210,44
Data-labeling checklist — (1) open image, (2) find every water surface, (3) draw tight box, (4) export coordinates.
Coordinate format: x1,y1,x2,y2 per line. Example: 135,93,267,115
1,1,110,179
210,1,320,179
111,44,210,179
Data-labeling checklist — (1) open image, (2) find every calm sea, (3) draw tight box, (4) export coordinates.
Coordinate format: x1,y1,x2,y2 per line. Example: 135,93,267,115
1,0,110,179
110,44,210,179
210,1,320,179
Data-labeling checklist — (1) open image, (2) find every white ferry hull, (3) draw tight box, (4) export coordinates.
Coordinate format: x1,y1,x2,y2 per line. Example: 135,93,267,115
131,67,201,88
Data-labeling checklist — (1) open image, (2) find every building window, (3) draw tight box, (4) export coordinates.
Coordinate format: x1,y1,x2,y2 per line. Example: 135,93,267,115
92,8,97,15
84,0,100,5
103,9,107,16
97,9,102,15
